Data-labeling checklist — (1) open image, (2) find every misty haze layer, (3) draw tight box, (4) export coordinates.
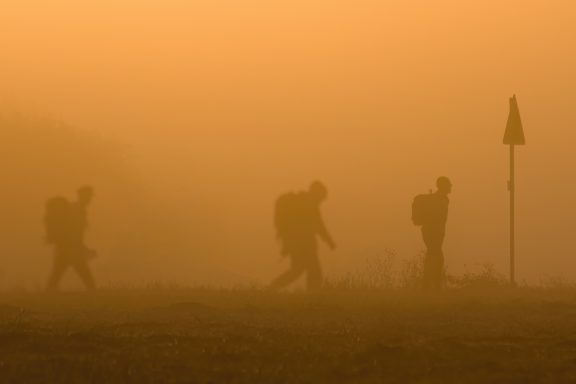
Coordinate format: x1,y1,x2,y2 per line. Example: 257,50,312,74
1,0,576,286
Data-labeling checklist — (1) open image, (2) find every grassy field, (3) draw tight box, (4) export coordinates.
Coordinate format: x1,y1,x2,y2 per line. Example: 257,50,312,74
2,286,576,383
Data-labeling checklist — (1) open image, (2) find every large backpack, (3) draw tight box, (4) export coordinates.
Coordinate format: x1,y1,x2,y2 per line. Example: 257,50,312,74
411,193,434,226
44,197,70,244
274,192,306,240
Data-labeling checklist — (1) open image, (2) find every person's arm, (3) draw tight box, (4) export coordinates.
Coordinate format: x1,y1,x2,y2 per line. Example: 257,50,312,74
440,198,449,226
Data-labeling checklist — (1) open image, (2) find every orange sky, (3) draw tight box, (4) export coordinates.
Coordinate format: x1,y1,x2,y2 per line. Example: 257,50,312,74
1,1,576,286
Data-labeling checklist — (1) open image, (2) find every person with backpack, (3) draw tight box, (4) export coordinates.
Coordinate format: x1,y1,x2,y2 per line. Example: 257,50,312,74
70,186,97,261
269,181,336,291
45,187,96,291
412,177,452,290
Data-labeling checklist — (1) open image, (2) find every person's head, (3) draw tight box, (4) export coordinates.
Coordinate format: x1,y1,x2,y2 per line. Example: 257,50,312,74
77,186,94,205
308,181,328,203
436,177,452,195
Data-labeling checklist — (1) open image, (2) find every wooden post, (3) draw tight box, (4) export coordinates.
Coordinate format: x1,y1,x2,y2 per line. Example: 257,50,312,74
509,144,515,285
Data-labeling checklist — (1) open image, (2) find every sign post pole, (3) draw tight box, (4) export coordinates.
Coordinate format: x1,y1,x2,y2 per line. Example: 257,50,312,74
509,144,515,284
503,95,525,285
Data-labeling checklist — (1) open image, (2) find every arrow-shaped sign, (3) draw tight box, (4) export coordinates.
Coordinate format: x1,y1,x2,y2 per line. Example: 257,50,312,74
503,95,525,145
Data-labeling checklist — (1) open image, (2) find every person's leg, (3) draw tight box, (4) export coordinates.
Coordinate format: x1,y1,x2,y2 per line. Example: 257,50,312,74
47,248,68,291
269,252,306,291
427,251,441,290
422,228,447,290
427,232,445,290
72,258,96,290
306,251,323,291
422,228,434,290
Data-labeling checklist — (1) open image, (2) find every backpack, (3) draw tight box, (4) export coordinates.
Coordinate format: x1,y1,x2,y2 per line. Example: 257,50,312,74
44,197,70,244
274,192,306,240
411,193,434,226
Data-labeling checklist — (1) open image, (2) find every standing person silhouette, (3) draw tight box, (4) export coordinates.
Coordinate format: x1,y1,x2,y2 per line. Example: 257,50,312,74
416,177,452,290
269,181,336,291
45,186,96,291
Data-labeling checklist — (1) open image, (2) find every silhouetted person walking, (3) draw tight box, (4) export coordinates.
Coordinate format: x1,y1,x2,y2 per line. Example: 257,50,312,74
412,177,452,290
269,181,336,291
71,186,97,261
45,187,96,291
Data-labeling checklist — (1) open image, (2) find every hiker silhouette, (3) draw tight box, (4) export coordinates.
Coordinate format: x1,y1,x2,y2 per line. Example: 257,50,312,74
412,177,452,290
45,186,96,291
269,181,336,291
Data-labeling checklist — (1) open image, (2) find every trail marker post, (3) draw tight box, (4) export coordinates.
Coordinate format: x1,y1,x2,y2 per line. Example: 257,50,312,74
503,95,525,285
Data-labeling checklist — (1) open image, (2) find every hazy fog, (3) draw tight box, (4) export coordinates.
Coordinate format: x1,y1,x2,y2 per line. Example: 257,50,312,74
1,0,575,287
